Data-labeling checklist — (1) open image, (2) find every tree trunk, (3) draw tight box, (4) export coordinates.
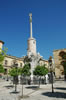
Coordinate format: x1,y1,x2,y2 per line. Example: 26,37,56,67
64,74,66,80
39,76,41,88
15,84,17,92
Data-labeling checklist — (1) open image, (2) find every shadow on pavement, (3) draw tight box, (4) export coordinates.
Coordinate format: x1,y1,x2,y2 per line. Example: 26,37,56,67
42,92,66,98
4,85,14,89
10,91,20,94
26,86,39,90
54,87,66,90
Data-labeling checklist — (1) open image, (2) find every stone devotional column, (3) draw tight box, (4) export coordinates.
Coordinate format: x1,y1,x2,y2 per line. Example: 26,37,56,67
27,13,40,83
27,13,36,56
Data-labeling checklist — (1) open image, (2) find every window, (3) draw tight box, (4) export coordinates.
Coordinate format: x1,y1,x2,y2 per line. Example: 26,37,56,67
13,62,16,65
4,69,7,74
20,63,22,67
33,41,35,44
5,60,8,66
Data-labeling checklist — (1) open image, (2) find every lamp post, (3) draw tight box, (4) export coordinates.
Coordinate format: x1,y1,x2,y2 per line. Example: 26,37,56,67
22,73,24,98
6,69,9,81
48,56,54,93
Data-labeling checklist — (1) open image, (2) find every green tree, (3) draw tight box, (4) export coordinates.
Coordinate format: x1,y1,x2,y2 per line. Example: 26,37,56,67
22,64,31,76
9,67,20,92
0,47,8,64
0,64,4,73
9,67,20,76
20,64,31,97
0,47,8,76
33,65,48,76
33,65,48,87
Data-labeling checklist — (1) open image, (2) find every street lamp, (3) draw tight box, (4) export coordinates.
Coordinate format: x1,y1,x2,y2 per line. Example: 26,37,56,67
6,69,9,81
48,56,54,93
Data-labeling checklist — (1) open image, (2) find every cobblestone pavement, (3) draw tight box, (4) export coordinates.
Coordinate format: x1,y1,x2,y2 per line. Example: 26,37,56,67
0,79,66,100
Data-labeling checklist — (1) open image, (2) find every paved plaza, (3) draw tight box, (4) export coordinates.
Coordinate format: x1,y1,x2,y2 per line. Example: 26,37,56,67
0,79,66,100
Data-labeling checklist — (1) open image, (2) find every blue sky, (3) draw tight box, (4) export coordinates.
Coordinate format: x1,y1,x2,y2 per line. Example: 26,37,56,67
0,0,66,59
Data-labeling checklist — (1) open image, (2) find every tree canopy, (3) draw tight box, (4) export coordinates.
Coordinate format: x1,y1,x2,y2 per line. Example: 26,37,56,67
9,67,20,76
0,47,8,73
9,64,31,76
0,64,4,73
22,64,31,76
0,47,8,64
33,65,48,76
